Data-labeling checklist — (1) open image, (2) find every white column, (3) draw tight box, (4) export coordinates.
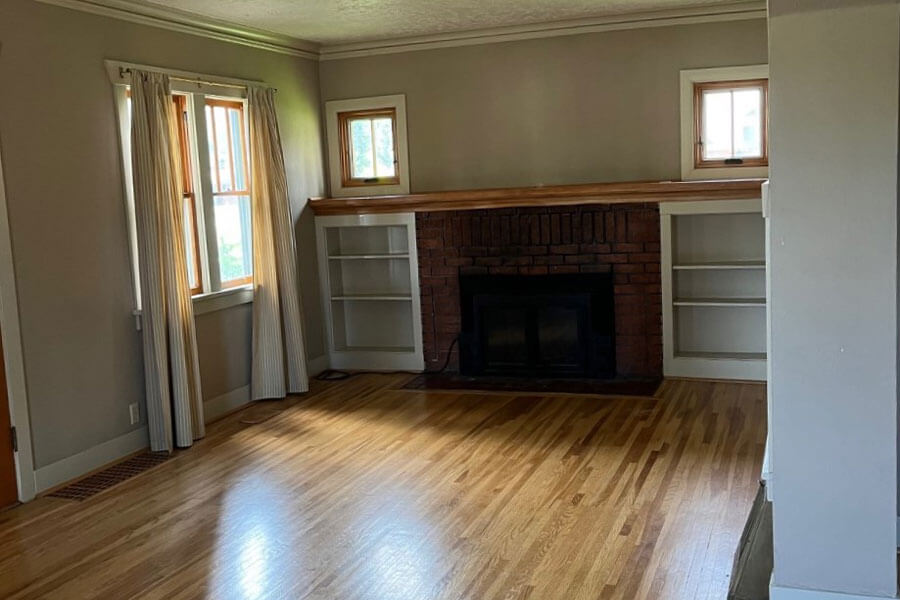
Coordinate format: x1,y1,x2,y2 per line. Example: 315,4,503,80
769,1,899,597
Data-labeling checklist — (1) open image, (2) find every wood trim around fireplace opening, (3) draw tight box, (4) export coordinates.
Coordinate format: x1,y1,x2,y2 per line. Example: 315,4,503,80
309,178,765,216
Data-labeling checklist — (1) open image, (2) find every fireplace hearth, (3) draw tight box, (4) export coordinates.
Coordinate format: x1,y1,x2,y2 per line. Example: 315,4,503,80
459,273,615,378
417,203,662,377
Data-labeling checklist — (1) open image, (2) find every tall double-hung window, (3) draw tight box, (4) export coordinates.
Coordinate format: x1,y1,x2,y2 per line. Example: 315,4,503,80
111,63,254,312
203,99,252,288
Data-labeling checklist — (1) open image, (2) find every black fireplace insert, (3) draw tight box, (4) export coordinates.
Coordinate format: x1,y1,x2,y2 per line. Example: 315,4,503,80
458,273,615,378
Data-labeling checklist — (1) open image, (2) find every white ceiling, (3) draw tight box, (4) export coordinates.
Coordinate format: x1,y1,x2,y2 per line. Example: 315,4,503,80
132,0,753,45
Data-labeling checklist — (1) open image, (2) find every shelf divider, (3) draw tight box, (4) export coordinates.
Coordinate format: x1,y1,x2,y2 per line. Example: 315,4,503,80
675,350,766,361
673,297,765,307
328,253,410,260
331,294,413,302
672,260,765,270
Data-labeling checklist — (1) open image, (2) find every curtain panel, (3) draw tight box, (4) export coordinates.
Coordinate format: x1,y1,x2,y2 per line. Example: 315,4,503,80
130,70,204,451
248,87,309,400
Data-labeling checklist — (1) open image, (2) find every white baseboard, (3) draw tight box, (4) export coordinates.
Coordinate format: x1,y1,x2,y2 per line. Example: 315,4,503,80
771,582,894,600
204,357,327,424
763,474,774,502
203,385,251,423
761,442,774,502
307,354,329,377
32,357,328,496
34,427,149,493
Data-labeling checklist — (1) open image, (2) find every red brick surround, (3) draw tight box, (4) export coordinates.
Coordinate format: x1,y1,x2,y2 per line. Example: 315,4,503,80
416,203,662,377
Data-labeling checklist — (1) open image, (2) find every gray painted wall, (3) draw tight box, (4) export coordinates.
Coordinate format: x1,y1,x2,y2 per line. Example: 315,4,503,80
768,0,899,596
195,305,252,401
0,5,769,472
319,18,768,192
0,0,326,468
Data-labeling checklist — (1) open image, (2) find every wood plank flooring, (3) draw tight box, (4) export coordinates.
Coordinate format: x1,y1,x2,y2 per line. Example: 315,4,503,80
0,375,766,600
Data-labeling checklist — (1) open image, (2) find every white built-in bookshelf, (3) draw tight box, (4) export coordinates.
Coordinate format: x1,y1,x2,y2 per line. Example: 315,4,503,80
315,213,424,371
661,199,766,380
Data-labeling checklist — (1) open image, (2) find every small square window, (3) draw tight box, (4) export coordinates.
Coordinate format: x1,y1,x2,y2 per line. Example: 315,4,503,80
326,95,409,197
338,108,400,187
693,79,768,169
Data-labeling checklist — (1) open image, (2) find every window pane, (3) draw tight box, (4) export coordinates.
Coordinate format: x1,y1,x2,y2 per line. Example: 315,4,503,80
702,90,733,160
183,197,199,290
372,117,396,177
212,106,234,192
173,96,192,194
171,95,200,294
214,194,252,284
204,105,218,190
229,109,247,190
732,88,763,158
349,118,374,178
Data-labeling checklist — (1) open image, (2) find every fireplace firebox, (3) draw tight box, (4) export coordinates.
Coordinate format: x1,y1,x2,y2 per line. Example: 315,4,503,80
458,273,615,378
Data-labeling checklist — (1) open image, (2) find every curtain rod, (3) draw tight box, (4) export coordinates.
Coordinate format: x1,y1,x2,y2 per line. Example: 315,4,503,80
118,67,276,92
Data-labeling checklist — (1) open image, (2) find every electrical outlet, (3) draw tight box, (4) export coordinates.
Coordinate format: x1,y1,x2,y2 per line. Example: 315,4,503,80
129,403,140,425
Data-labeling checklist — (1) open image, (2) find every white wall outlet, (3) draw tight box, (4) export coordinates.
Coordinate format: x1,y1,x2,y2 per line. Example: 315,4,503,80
129,403,140,425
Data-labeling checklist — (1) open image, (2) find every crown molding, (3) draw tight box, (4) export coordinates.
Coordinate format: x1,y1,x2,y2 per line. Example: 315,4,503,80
318,1,767,61
33,0,321,60
34,0,766,63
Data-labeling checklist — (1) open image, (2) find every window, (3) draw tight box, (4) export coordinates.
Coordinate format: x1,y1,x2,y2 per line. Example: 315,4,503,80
338,108,399,187
113,73,254,312
205,99,252,287
680,65,769,180
325,95,409,197
693,79,768,169
172,95,203,295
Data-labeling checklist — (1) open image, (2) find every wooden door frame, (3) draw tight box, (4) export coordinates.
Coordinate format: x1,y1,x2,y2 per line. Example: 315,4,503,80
0,138,35,501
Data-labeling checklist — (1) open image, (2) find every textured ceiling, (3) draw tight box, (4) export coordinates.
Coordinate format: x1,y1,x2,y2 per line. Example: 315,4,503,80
134,0,752,45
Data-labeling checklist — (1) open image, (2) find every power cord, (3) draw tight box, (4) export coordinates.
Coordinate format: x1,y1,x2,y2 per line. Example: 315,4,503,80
430,336,458,374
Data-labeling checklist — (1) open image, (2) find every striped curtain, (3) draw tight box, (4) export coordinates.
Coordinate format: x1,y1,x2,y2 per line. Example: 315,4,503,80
130,70,205,451
248,86,309,400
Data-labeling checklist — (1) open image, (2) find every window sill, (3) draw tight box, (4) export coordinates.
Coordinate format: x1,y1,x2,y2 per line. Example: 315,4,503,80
682,165,769,181
192,285,253,316
130,285,253,330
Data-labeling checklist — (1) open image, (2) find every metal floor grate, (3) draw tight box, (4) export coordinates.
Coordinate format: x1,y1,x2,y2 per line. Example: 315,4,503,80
47,452,172,501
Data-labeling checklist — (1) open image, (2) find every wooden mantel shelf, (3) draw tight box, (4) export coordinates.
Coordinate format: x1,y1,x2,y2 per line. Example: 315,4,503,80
309,178,765,216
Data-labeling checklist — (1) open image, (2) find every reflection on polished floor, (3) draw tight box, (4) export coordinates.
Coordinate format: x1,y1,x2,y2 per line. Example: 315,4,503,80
0,374,765,600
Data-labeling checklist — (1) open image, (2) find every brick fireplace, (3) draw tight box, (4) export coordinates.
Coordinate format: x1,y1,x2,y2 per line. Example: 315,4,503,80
416,203,662,378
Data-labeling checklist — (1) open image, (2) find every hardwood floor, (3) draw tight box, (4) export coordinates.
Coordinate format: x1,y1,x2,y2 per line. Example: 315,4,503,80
0,375,765,600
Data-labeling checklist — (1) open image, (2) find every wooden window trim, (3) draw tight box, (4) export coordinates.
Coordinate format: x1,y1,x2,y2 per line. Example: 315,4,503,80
221,275,253,288
205,98,253,290
338,108,400,188
173,94,204,296
205,98,244,110
693,79,769,170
